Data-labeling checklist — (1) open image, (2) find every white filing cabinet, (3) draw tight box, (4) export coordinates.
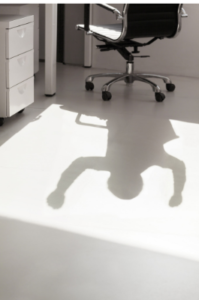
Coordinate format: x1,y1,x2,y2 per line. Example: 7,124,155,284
0,4,39,74
0,15,34,126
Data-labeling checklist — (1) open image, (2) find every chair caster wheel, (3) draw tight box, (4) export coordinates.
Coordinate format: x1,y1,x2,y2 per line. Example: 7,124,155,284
0,118,4,127
166,83,175,92
102,91,112,101
155,92,165,102
18,109,25,114
85,82,94,91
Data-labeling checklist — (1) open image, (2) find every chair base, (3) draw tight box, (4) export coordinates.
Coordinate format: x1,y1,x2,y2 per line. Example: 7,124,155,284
85,61,175,102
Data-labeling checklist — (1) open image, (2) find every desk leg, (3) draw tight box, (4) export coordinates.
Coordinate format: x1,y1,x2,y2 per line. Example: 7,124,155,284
45,4,57,97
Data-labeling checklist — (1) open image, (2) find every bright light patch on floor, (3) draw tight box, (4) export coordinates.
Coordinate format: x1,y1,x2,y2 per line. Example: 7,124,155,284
0,65,199,263
79,114,107,127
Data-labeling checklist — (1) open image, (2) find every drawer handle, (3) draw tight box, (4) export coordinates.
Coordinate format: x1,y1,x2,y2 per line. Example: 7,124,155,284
17,56,26,67
17,28,26,38
18,83,27,94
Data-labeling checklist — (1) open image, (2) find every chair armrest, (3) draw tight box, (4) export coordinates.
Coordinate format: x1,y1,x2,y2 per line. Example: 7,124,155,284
81,4,123,34
181,7,188,17
97,4,123,20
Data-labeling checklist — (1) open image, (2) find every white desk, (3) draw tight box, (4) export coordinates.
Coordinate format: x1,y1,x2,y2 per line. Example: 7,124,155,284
45,4,57,97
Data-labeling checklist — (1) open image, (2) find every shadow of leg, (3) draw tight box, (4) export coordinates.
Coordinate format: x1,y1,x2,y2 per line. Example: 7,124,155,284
169,194,183,207
162,154,186,207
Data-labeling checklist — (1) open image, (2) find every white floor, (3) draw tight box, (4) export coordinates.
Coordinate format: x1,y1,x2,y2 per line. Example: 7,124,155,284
0,63,199,300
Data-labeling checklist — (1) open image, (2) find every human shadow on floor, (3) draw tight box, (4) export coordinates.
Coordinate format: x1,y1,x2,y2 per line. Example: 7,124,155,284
47,96,186,209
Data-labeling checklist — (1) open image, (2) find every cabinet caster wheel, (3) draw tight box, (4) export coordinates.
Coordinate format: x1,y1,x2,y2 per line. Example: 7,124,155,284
102,91,112,101
0,118,4,127
18,109,25,114
166,83,175,92
85,82,94,91
155,92,165,102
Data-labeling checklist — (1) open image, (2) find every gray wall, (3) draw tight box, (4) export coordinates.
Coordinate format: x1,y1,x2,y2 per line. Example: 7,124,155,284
64,4,84,65
92,4,199,78
39,4,45,60
39,4,84,65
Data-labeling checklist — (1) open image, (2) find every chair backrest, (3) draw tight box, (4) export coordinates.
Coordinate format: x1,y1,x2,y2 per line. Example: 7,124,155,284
124,4,180,39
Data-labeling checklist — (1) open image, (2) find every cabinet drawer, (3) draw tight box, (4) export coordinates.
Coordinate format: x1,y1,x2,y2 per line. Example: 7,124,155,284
6,50,34,88
6,23,33,58
7,77,34,117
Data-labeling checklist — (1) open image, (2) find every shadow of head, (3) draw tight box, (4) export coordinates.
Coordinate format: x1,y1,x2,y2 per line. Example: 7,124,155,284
107,173,143,200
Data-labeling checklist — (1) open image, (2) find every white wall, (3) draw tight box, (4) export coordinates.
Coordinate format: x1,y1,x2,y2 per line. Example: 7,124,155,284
92,4,199,78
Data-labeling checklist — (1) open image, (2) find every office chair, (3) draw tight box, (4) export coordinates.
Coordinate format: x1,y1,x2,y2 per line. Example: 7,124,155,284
76,4,187,102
